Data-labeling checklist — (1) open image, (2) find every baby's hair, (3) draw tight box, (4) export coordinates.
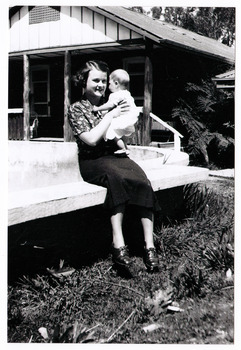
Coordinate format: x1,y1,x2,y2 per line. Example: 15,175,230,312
72,60,110,87
110,69,130,89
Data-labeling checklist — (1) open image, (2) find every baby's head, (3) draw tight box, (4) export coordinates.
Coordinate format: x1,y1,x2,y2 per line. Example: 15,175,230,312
109,69,130,93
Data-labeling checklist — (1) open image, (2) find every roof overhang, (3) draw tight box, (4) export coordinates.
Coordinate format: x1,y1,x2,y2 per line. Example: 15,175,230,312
90,6,235,65
9,6,235,65
8,38,147,60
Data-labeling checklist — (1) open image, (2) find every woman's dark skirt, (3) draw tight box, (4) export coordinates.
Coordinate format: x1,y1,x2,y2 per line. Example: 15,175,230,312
78,154,159,212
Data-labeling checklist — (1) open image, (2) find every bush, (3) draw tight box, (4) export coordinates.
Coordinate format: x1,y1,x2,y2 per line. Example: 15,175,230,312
171,79,234,168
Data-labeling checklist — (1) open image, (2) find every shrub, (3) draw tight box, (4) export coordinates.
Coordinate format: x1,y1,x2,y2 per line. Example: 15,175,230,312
171,79,234,168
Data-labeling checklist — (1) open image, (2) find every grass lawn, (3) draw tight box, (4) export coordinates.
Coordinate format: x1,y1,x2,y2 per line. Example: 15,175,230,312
8,177,234,344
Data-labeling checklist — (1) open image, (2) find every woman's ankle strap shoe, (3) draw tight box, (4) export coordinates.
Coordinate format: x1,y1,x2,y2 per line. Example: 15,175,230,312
144,247,159,272
112,245,132,267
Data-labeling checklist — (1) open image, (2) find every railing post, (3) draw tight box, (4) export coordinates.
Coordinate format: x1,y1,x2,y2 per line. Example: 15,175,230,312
174,133,181,152
137,108,183,150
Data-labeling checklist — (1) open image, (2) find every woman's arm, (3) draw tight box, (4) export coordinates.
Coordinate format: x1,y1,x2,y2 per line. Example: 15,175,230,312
93,100,116,113
93,94,123,113
79,108,120,146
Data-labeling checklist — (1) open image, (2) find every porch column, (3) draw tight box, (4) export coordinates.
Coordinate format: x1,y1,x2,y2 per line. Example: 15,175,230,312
64,50,74,142
141,40,153,146
23,54,30,141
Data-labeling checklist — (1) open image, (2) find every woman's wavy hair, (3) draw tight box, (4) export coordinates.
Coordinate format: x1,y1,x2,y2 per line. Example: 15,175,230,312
72,60,110,88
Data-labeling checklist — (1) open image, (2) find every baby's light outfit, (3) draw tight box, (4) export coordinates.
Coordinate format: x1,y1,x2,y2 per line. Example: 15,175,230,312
105,90,139,140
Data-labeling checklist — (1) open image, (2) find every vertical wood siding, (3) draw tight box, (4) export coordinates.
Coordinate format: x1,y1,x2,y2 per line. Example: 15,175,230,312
10,12,20,51
19,7,29,50
9,6,141,52
8,113,24,140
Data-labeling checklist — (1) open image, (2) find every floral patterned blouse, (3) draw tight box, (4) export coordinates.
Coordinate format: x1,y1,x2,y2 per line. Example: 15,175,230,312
67,96,118,159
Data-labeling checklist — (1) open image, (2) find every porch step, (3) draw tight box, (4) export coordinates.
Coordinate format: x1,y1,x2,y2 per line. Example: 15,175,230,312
8,165,208,226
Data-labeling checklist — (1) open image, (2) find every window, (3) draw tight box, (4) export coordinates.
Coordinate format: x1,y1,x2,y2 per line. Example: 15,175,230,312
123,57,145,106
29,6,60,25
30,66,50,117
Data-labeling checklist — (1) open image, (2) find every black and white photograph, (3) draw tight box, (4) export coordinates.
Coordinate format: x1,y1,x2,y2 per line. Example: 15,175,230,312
2,0,238,347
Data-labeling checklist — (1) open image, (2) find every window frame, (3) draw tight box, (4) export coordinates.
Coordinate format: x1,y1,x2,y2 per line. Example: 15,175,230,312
123,57,145,106
30,65,51,117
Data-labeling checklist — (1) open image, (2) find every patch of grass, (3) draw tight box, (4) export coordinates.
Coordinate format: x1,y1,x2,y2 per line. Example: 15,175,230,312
8,179,234,344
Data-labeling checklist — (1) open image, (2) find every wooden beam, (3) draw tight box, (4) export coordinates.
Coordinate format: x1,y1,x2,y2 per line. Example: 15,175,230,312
141,40,153,146
23,54,30,140
9,41,122,58
63,51,74,142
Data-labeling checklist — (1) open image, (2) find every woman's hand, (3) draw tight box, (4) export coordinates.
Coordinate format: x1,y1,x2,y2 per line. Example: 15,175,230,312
110,105,122,118
79,108,119,146
118,98,131,114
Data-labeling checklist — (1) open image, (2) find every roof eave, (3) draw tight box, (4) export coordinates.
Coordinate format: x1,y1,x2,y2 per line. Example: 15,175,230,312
9,5,235,65
158,38,235,65
92,6,234,65
9,6,22,19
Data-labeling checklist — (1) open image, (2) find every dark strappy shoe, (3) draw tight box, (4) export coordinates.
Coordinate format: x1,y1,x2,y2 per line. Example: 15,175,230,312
144,247,159,272
112,245,134,277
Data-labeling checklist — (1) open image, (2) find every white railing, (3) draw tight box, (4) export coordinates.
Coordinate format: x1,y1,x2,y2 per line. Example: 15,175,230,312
137,107,183,152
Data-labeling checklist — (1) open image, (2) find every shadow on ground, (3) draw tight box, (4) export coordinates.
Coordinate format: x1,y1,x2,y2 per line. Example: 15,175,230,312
8,187,185,283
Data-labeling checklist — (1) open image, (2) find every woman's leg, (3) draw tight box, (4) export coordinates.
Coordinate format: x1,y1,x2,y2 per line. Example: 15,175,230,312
139,208,155,248
110,204,133,272
111,205,156,249
110,204,125,248
139,207,159,272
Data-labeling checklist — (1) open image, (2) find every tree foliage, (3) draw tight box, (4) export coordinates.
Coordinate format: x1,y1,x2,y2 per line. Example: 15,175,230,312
129,6,144,14
171,80,234,168
129,7,235,47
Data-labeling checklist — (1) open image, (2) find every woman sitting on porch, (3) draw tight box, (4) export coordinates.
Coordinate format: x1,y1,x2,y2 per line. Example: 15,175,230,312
67,60,159,275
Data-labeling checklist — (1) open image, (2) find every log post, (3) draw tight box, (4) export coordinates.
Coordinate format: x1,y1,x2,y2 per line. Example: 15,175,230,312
63,50,74,142
23,54,30,141
141,40,153,146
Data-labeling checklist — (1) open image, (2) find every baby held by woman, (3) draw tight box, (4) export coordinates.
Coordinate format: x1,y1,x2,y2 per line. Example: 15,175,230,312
93,69,139,155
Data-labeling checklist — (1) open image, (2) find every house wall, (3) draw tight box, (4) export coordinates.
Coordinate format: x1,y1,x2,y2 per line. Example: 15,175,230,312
9,56,65,138
9,6,142,53
151,47,229,118
9,61,23,108
9,6,232,140
9,46,229,139
71,48,229,116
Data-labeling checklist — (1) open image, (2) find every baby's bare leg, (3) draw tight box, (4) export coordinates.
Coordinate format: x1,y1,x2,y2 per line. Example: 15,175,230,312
116,138,126,150
114,138,130,155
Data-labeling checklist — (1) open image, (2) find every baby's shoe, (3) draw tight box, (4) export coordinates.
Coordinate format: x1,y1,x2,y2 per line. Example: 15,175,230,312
114,149,129,156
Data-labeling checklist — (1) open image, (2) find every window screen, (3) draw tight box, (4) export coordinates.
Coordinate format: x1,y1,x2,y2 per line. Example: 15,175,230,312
29,6,60,25
31,66,50,117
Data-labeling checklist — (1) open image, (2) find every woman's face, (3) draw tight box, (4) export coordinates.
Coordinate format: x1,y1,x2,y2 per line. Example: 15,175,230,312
85,68,107,103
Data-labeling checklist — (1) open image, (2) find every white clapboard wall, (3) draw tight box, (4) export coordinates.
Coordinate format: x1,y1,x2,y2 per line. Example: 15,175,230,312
9,6,142,53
